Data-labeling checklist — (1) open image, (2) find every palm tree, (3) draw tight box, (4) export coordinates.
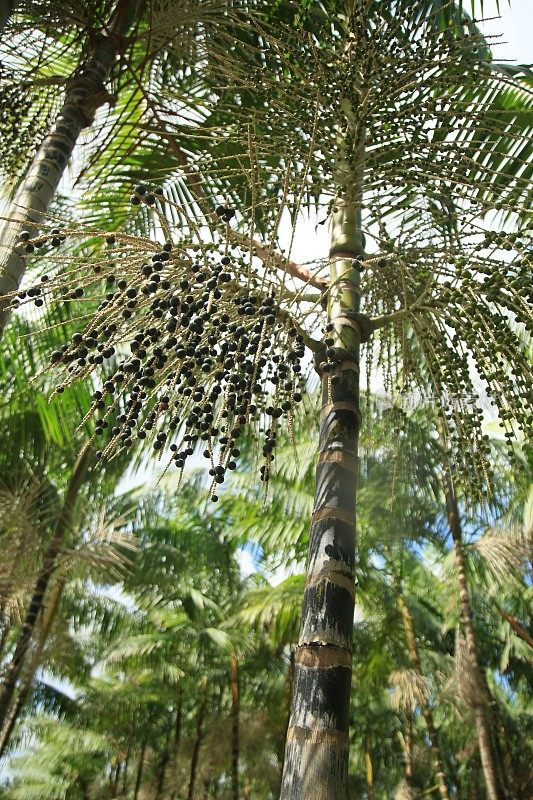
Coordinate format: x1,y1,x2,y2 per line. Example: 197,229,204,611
0,311,146,751
0,0,314,335
0,0,141,331
442,469,504,800
2,478,281,798
395,586,451,800
5,2,532,798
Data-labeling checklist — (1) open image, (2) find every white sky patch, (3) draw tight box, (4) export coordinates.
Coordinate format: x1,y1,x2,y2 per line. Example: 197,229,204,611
35,669,78,700
236,547,256,579
267,561,303,586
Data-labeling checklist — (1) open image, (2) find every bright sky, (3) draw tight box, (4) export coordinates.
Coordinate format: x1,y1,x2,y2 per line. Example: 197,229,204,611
478,0,532,64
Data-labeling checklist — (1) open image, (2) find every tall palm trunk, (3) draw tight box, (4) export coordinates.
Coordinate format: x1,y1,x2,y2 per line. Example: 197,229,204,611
187,679,208,800
230,653,240,800
397,592,450,800
0,0,139,333
112,760,123,795
0,448,90,728
403,713,413,783
122,745,132,795
154,725,173,800
0,614,10,661
442,469,503,800
0,571,67,756
169,689,184,800
133,739,147,800
280,187,367,799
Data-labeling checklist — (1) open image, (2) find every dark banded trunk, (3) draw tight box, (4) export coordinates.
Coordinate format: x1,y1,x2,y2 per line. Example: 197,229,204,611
397,592,450,800
442,469,503,800
280,197,367,800
0,448,90,729
230,653,240,800
0,0,139,333
281,648,295,765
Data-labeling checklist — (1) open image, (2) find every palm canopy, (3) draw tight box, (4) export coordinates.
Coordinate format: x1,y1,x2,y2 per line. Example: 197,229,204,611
1,0,530,504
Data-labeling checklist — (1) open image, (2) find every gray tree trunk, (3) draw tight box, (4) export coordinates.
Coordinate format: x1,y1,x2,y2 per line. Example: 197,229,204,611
443,469,504,800
279,191,368,799
230,653,240,800
397,591,450,800
0,0,139,333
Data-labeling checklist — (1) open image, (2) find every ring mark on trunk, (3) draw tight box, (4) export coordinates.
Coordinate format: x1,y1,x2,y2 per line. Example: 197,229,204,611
317,450,358,472
311,506,354,526
335,315,363,331
286,726,349,745
320,402,361,420
296,644,352,669
306,569,356,598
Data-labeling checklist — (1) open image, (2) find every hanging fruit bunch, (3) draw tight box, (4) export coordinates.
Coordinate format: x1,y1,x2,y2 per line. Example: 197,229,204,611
10,188,323,499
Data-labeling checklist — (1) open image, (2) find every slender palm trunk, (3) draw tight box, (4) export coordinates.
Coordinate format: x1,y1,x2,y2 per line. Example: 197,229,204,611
0,0,15,31
169,689,184,800
187,680,208,800
122,746,132,795
0,617,9,661
0,571,67,756
0,0,139,333
403,713,414,784
442,469,503,800
0,448,90,728
133,740,147,800
397,592,450,800
230,653,240,800
112,760,123,795
155,725,173,800
280,188,368,799
0,575,67,755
